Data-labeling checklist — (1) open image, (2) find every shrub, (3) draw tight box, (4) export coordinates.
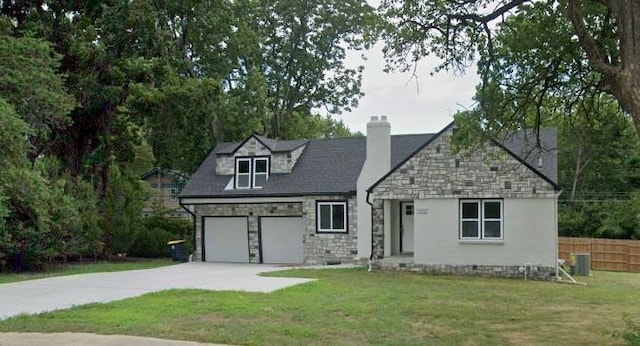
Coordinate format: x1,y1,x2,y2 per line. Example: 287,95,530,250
129,227,174,258
100,164,147,256
129,216,192,258
142,216,193,254
609,314,640,346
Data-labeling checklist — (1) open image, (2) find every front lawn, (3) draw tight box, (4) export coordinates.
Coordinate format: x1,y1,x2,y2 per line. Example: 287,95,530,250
0,268,638,345
0,258,174,284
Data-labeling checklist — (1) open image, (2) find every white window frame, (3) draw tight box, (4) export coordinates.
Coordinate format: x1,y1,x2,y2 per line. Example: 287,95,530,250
317,201,347,233
235,157,270,189
460,200,480,239
235,158,252,189
252,157,269,188
459,199,503,240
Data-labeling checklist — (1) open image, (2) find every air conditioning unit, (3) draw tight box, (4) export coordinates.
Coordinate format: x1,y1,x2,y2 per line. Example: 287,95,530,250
570,252,590,276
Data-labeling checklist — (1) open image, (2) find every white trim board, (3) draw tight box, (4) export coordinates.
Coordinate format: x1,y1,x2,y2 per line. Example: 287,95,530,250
181,197,305,204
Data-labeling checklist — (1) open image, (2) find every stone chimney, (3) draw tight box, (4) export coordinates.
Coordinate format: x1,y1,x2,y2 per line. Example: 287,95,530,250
356,116,391,259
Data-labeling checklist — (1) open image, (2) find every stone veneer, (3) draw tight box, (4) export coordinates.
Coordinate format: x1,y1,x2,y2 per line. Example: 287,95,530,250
193,194,357,264
370,126,559,271
216,137,306,175
302,195,358,264
371,126,557,201
376,261,556,281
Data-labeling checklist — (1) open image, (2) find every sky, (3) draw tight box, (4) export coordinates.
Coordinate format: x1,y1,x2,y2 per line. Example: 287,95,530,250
336,44,481,135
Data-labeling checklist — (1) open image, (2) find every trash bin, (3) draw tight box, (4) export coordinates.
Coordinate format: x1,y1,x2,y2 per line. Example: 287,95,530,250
167,240,186,262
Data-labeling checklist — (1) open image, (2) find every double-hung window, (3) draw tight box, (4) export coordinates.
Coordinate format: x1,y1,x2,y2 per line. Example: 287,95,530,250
317,201,347,233
253,158,269,188
460,199,503,240
235,157,270,189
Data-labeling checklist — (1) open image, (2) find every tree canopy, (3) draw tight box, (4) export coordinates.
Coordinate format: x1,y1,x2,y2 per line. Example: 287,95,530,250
381,0,640,138
0,0,373,270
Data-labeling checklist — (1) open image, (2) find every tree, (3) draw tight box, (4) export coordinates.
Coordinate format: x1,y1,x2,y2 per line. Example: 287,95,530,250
0,34,75,161
380,0,640,137
100,163,148,256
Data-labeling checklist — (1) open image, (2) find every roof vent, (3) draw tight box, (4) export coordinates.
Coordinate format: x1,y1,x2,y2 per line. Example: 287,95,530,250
538,157,543,168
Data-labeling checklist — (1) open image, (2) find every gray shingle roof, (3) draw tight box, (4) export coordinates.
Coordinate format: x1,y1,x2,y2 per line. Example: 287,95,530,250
501,129,558,184
180,129,558,198
215,134,308,154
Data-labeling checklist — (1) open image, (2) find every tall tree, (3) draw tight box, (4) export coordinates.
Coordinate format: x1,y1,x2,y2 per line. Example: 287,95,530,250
0,34,75,161
381,0,640,137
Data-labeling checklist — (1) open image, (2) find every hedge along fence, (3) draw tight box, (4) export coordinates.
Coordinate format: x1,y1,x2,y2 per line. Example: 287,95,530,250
558,237,640,273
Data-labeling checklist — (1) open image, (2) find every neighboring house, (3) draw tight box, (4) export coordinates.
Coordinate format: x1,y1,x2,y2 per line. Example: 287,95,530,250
180,116,560,279
141,167,190,218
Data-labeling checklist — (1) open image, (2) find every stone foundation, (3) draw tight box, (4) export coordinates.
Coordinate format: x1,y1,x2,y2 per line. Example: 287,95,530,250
375,261,557,280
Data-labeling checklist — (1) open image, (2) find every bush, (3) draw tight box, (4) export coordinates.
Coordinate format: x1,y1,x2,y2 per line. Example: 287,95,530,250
129,216,193,258
100,164,147,256
129,227,174,258
614,314,640,346
142,216,193,254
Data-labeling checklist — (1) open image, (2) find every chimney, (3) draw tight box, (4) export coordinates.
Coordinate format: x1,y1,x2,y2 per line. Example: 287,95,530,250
356,115,391,259
366,115,391,173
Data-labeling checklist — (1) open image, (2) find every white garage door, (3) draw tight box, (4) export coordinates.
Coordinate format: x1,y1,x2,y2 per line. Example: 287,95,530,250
260,217,304,264
204,217,249,263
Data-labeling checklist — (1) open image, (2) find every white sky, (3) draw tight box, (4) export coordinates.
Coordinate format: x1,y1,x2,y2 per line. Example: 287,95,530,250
337,44,481,135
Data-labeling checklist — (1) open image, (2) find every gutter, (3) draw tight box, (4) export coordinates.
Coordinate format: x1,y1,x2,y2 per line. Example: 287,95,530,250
179,198,197,261
366,190,374,271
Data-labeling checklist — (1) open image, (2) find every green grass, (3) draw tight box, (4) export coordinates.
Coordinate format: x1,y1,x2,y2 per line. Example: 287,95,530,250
0,258,174,284
0,268,638,345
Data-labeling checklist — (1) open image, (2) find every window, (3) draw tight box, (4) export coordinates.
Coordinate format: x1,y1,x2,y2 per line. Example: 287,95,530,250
459,200,503,240
169,187,178,202
235,157,269,189
253,158,269,188
236,158,251,189
317,201,347,233
405,204,413,216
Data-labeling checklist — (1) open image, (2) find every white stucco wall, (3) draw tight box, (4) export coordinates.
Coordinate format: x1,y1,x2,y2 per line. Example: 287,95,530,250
413,198,557,267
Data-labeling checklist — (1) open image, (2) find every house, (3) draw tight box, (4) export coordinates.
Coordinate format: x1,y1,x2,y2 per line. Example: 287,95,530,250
140,167,191,218
179,116,560,278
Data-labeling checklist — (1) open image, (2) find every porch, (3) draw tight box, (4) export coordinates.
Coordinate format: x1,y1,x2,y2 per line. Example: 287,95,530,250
376,253,423,272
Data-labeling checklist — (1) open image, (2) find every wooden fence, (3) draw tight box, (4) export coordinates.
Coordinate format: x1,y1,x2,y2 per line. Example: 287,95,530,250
558,237,640,273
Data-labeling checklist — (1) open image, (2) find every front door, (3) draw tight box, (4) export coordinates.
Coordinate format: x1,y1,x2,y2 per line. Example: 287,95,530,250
401,202,414,253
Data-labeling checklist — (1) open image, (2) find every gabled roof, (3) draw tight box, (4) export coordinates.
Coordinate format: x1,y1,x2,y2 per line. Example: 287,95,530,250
140,167,189,182
180,125,559,199
180,134,433,198
367,122,560,193
215,134,309,155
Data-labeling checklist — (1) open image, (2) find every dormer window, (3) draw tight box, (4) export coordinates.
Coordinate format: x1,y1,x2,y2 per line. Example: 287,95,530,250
235,157,270,189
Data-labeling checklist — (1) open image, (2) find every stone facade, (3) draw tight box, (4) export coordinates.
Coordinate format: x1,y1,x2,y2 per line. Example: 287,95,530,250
216,136,306,175
370,126,559,269
371,127,557,200
271,145,305,174
193,194,357,264
302,195,358,264
376,260,556,280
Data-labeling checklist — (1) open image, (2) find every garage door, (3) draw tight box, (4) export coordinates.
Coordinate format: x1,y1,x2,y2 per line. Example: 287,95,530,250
260,217,304,264
203,217,249,263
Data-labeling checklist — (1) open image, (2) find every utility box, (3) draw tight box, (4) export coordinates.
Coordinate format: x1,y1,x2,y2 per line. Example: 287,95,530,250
570,252,590,276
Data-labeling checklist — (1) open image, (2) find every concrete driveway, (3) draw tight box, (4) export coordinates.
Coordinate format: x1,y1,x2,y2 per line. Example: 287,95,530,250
0,262,314,320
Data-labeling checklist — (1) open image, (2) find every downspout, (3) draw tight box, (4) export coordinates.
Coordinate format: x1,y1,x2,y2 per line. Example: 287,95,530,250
366,189,374,272
179,199,197,262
